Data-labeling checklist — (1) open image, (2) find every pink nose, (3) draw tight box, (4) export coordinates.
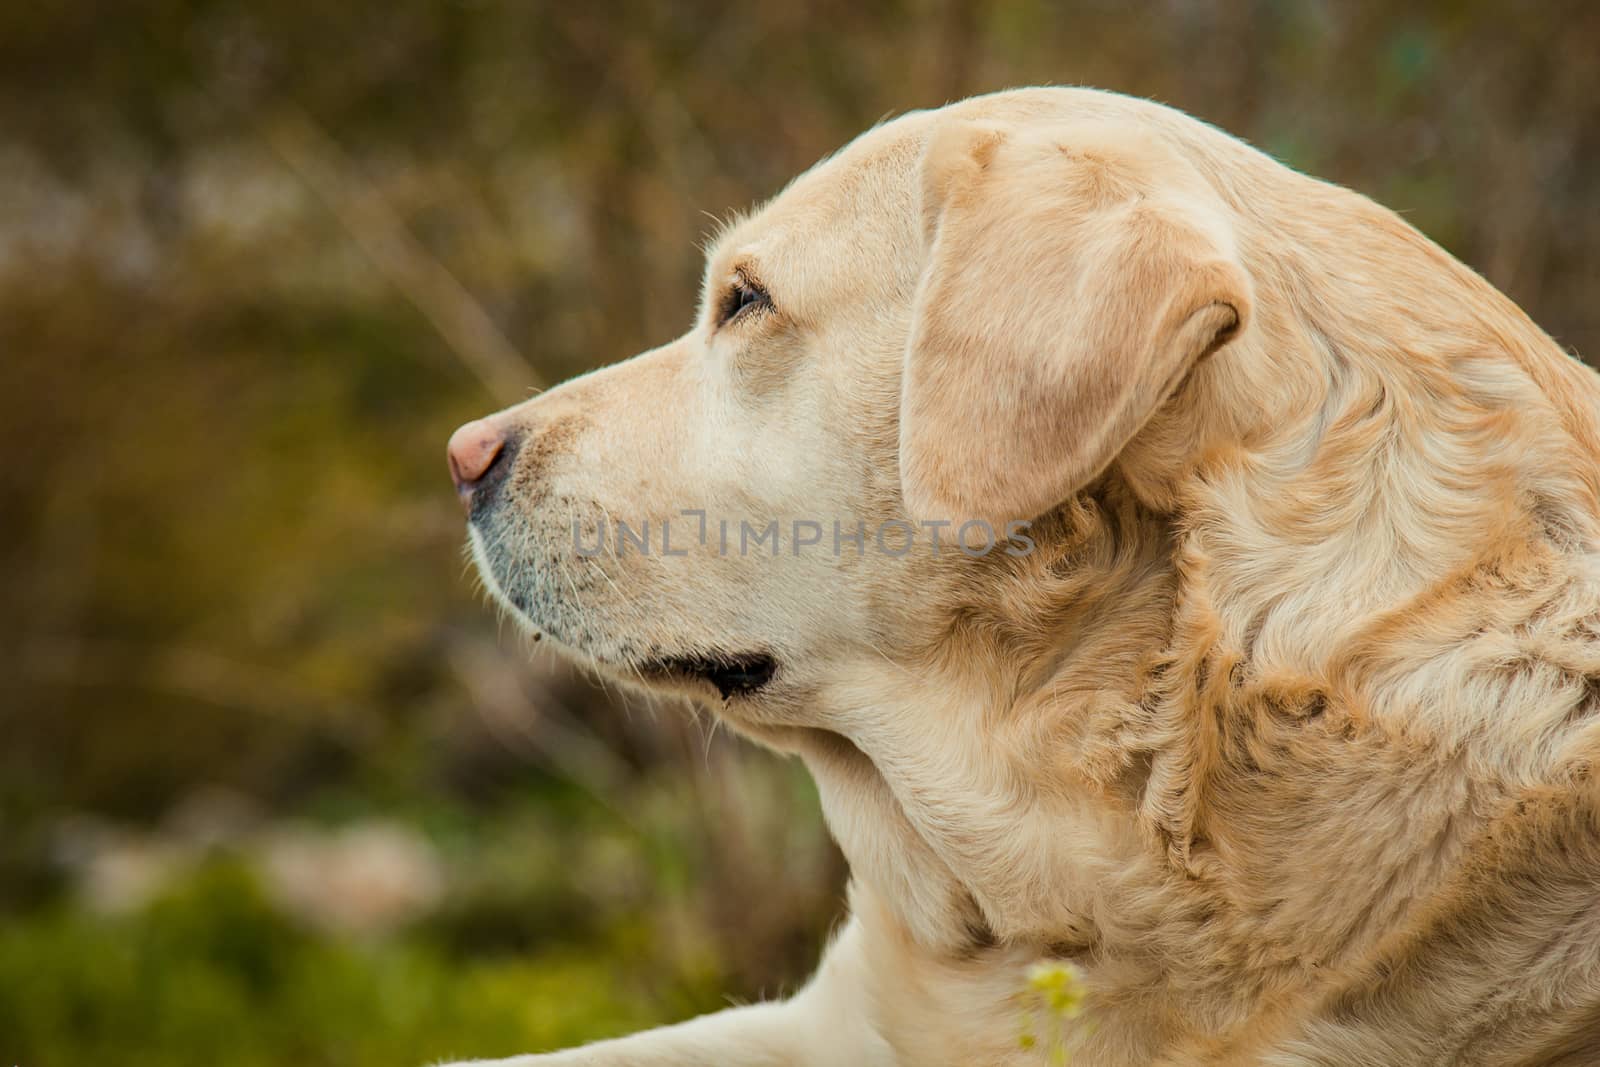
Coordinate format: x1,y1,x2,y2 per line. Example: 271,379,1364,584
446,419,507,510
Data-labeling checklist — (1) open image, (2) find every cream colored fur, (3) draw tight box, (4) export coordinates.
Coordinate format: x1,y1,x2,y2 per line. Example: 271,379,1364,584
445,88,1600,1066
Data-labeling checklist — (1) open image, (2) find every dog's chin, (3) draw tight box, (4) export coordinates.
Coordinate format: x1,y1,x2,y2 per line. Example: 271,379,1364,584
468,529,780,704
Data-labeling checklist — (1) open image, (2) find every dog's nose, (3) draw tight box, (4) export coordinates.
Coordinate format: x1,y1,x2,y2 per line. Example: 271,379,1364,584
447,418,507,511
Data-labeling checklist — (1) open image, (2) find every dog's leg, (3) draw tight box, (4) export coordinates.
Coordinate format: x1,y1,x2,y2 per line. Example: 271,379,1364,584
434,916,896,1067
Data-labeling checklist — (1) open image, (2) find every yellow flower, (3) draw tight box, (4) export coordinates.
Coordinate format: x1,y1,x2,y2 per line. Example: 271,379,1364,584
1026,961,1089,1019
1019,960,1090,1061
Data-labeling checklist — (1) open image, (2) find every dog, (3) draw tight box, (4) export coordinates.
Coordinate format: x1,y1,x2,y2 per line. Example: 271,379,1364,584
441,88,1600,1065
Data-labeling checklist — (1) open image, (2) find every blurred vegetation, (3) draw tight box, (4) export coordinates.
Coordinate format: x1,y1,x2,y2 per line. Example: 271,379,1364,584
1,1,1596,1063
0,860,663,1067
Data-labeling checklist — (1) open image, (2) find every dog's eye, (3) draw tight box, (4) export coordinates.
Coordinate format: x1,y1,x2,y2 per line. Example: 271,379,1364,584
719,276,771,326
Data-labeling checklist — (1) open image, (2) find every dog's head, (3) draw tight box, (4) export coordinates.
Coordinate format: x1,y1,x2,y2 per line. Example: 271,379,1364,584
449,90,1253,731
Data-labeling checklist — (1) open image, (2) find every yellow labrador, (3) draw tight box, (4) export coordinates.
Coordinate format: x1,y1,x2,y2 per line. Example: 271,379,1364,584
442,88,1600,1065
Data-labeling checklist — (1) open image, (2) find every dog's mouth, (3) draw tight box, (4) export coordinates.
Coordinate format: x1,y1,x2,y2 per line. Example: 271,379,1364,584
641,651,779,700
468,523,781,703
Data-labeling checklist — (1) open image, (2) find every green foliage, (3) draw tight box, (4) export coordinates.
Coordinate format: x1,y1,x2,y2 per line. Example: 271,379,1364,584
0,861,666,1067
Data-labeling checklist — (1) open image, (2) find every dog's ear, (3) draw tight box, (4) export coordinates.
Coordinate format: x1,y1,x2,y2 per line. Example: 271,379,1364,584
899,120,1252,526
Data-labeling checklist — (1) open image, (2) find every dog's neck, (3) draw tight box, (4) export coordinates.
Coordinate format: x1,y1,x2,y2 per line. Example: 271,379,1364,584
788,480,1177,953
1088,283,1600,1037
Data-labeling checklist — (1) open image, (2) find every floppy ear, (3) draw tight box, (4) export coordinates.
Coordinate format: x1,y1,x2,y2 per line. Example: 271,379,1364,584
899,120,1252,526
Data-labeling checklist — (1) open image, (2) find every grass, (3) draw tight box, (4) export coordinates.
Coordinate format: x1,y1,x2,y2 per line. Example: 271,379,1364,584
0,860,671,1067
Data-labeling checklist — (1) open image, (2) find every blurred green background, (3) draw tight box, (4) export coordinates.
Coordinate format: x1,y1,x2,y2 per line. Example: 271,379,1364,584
1,2,1597,1063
